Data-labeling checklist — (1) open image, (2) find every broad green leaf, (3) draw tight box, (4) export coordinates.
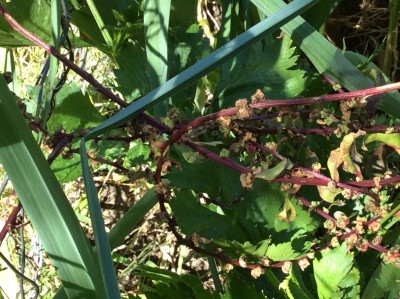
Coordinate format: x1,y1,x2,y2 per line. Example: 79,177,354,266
216,35,309,108
47,83,105,133
253,0,400,118
222,271,267,299
123,140,151,167
169,190,247,241
337,267,360,298
0,0,52,46
362,263,400,299
114,42,151,101
235,181,318,243
364,133,400,154
0,77,105,297
266,242,301,261
167,159,244,205
313,242,355,299
51,152,82,184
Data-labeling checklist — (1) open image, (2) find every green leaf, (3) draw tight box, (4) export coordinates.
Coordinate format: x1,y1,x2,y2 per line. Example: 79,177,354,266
313,242,355,299
0,0,51,46
256,158,293,181
114,41,151,101
253,0,400,118
136,264,218,299
266,242,302,261
235,181,318,243
301,0,342,29
362,263,400,299
167,159,244,206
123,140,151,167
51,152,82,184
280,265,315,299
364,133,400,154
0,77,105,297
216,35,308,108
84,0,320,141
169,190,246,241
222,271,267,299
47,83,105,133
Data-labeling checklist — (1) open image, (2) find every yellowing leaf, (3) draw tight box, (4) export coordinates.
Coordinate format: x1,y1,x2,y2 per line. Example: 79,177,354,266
317,183,342,203
327,131,365,180
364,133,400,154
277,198,297,222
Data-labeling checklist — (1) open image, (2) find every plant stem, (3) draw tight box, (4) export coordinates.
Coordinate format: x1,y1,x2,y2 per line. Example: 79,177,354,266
383,0,400,78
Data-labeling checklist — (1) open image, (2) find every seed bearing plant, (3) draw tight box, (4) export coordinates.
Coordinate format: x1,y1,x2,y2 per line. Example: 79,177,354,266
0,0,399,298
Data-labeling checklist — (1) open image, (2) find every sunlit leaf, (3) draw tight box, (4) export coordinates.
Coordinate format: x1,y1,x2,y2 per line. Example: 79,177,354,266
313,242,356,299
327,131,365,181
364,133,400,154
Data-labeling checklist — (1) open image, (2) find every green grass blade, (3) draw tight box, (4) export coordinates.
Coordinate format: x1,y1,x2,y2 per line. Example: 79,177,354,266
0,78,105,298
144,0,171,117
84,0,319,141
80,140,121,299
86,0,113,47
251,0,400,118
108,189,157,250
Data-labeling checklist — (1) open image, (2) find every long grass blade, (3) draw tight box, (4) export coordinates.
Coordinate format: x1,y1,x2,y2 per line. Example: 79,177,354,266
80,141,121,299
0,78,105,298
144,0,171,117
108,189,157,250
251,0,400,118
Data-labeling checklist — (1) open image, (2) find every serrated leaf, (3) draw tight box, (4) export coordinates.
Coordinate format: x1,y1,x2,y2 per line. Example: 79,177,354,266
253,0,400,118
47,83,105,133
216,35,308,108
222,271,267,299
170,190,246,241
313,242,354,299
96,139,127,160
337,267,360,298
266,242,300,261
362,262,400,299
123,140,151,167
364,133,400,154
